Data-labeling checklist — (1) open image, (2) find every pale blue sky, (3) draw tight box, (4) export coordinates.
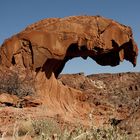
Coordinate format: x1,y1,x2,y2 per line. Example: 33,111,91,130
0,0,139,74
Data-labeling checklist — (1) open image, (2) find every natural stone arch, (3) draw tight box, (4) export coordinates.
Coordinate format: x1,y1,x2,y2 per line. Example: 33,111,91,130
0,16,138,125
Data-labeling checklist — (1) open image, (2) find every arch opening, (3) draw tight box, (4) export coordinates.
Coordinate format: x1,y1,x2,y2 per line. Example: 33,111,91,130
41,43,93,78
42,43,121,79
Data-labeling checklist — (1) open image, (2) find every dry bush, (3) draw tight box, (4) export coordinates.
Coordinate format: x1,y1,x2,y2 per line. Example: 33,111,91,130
0,69,35,98
0,117,139,140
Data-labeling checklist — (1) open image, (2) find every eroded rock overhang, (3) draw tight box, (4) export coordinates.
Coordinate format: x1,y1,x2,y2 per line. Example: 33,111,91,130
0,15,138,78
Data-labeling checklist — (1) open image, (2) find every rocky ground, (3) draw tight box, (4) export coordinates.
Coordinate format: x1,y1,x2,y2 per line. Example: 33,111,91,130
0,72,139,139
59,72,140,131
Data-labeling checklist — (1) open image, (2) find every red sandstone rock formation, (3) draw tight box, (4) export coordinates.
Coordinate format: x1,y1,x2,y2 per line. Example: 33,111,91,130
0,16,138,72
0,16,138,126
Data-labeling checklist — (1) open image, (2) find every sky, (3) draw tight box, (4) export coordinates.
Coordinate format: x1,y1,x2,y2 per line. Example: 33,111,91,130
0,0,139,75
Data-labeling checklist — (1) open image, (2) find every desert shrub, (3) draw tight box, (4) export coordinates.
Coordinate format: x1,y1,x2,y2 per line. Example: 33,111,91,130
0,70,35,98
0,117,137,140
18,119,130,140
32,119,61,137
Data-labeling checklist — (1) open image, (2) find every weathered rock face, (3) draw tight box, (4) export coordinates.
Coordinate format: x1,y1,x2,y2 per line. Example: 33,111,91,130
0,16,138,127
0,16,138,75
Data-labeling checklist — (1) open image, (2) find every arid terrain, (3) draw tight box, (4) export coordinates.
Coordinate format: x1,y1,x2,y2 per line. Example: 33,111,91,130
0,15,139,139
0,72,139,139
59,72,140,131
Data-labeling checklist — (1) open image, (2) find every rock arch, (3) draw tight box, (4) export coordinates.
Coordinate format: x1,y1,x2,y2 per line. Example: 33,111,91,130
0,15,138,125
